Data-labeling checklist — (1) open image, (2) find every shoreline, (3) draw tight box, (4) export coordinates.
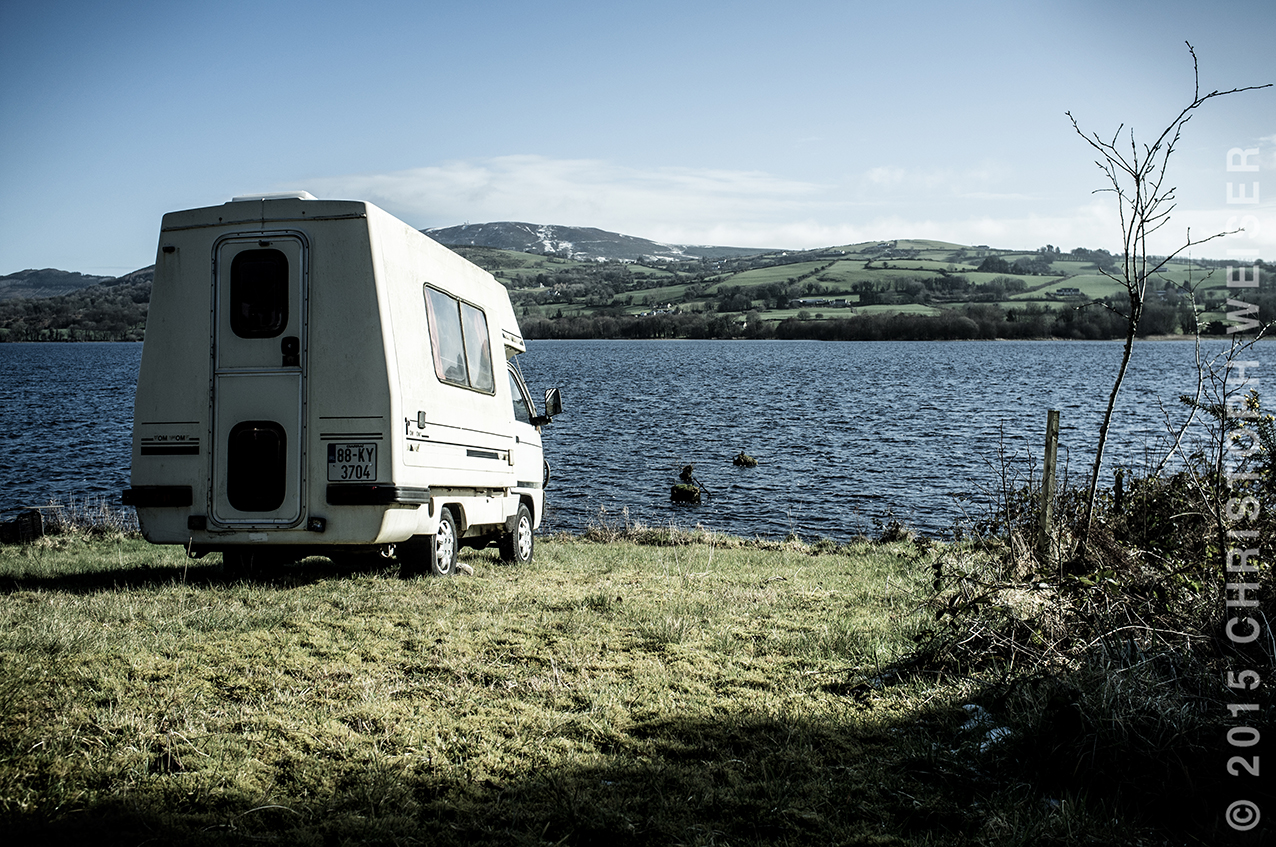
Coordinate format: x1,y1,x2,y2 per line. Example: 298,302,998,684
0,334,1263,345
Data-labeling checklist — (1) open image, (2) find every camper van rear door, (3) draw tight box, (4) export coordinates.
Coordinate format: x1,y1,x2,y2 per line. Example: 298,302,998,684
210,234,308,527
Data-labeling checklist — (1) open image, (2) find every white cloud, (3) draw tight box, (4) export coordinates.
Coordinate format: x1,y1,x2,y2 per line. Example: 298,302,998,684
293,155,1259,255
302,156,826,247
859,163,1025,200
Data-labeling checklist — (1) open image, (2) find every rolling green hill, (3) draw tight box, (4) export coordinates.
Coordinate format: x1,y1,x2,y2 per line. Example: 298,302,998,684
0,231,1266,342
456,237,1261,341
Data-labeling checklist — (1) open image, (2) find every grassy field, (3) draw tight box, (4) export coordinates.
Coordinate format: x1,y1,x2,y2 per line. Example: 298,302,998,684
0,525,1230,846
493,234,1242,333
703,262,831,292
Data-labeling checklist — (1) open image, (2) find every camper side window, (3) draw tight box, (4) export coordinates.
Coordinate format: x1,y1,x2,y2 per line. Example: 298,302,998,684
460,301,495,392
424,286,495,393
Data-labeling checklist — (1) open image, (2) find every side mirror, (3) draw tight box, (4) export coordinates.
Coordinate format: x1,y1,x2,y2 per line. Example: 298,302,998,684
544,387,563,417
529,387,562,427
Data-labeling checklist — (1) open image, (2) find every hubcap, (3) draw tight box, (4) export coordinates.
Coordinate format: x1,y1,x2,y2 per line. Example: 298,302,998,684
437,522,455,571
517,516,533,560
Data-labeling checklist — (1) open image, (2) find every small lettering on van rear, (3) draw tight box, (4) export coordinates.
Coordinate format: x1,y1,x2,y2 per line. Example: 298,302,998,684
328,443,376,482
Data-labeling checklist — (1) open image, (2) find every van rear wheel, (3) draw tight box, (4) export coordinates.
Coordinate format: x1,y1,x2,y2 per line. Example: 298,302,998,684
397,509,458,578
430,508,459,577
222,549,251,579
499,503,534,564
222,548,279,579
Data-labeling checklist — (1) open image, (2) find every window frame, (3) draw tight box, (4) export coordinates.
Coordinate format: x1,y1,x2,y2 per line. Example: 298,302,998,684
508,366,534,425
228,248,289,339
423,284,496,395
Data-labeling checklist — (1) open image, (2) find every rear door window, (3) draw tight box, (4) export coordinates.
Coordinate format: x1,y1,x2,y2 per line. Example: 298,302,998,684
229,249,289,338
226,421,287,511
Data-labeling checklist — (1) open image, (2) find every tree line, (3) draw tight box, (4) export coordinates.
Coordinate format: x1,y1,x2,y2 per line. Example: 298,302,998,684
504,247,1226,318
521,292,1274,342
0,274,151,342
2,252,1264,343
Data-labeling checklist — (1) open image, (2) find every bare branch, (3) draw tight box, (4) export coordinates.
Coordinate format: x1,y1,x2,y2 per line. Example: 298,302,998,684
1070,43,1272,546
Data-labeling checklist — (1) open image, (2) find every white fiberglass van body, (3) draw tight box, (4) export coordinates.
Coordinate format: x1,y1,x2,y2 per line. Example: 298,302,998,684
123,193,560,574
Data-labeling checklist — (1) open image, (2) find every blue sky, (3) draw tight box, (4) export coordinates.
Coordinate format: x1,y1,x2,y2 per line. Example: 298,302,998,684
1,0,1273,275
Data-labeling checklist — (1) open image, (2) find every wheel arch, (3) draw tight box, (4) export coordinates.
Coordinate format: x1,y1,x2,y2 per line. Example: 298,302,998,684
504,494,536,533
439,502,466,532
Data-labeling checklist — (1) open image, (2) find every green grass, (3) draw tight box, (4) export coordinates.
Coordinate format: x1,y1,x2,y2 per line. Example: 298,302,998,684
855,303,945,316
765,307,860,321
705,261,829,291
0,529,1201,845
1012,273,1126,301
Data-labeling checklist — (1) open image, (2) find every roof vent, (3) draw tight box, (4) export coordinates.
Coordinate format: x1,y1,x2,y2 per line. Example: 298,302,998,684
230,191,317,202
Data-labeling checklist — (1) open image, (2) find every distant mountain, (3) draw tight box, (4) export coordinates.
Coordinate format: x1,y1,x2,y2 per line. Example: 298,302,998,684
423,222,775,263
0,268,117,301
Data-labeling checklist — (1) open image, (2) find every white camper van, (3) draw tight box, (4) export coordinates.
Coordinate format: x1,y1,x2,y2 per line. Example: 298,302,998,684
123,192,561,576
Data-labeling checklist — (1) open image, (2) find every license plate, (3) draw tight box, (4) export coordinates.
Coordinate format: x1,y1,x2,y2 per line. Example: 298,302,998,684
328,443,376,482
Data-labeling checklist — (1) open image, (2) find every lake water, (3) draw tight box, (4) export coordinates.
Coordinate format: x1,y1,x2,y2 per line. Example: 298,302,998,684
1,342,142,516
0,339,1254,539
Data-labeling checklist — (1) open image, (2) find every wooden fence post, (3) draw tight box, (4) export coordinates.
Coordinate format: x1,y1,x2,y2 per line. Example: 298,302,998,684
1038,409,1060,564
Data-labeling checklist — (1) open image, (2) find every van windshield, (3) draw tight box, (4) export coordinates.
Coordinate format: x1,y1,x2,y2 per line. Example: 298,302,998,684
509,369,532,424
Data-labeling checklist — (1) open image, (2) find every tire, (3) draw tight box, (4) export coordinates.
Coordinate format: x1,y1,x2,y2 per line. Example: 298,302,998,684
395,537,427,578
430,508,459,577
222,548,250,579
221,548,278,579
499,503,534,565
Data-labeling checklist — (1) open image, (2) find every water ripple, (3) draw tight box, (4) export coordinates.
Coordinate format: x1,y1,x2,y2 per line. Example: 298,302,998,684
0,338,1253,540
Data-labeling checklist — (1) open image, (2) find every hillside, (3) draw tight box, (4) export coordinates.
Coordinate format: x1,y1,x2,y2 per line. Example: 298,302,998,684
0,224,1266,342
0,266,154,341
0,269,116,301
423,221,773,262
456,236,1259,341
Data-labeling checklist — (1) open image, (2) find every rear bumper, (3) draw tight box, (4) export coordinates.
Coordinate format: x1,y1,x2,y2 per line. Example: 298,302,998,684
326,484,431,506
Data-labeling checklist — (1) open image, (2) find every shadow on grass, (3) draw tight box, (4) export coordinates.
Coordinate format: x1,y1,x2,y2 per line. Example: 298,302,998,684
4,708,984,847
6,691,1262,847
0,553,419,596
